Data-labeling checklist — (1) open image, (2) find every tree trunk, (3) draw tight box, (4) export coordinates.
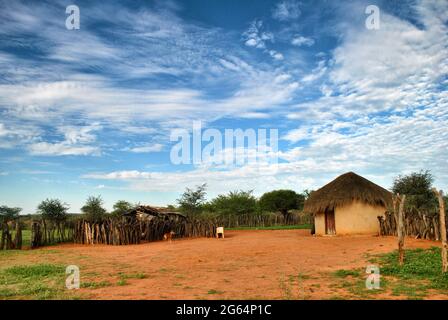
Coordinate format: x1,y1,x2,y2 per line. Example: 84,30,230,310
433,188,448,273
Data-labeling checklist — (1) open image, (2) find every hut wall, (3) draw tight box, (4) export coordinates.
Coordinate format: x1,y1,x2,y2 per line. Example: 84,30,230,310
335,201,385,235
314,201,386,235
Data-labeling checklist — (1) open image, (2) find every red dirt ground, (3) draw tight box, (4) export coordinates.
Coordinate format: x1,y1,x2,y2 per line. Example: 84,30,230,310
3,230,445,299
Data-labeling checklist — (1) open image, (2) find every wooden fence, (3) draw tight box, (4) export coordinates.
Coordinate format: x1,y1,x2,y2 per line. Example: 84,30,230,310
13,211,311,249
73,216,217,245
378,211,442,241
215,212,312,228
0,221,23,250
30,220,75,249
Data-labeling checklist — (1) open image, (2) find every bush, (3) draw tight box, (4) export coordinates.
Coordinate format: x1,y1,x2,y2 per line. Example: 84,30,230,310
81,196,107,222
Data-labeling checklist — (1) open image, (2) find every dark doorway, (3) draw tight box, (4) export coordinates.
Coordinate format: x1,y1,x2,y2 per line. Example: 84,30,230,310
325,209,336,235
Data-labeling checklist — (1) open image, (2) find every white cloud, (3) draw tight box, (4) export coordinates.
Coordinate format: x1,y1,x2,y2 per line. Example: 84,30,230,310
289,0,448,121
60,124,101,144
242,20,274,49
0,123,8,137
245,38,258,47
27,124,102,156
283,127,311,143
2,0,448,195
237,112,271,119
302,60,327,83
242,21,287,62
82,164,303,195
269,50,284,60
28,142,100,156
291,36,314,47
0,122,41,149
127,143,164,153
272,1,301,21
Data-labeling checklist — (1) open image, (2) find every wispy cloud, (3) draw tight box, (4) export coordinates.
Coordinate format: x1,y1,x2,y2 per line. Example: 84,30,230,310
243,20,274,49
0,0,447,212
272,1,301,22
127,143,164,153
27,124,102,156
28,142,100,156
291,35,314,47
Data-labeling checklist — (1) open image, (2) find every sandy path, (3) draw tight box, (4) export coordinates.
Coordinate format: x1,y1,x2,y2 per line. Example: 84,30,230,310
2,230,441,299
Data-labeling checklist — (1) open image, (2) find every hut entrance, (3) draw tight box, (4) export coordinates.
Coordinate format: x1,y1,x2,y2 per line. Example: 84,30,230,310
325,209,336,235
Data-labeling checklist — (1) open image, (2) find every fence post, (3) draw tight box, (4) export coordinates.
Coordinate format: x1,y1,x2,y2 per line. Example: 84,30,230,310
433,188,448,273
397,194,406,266
30,222,42,249
14,221,22,250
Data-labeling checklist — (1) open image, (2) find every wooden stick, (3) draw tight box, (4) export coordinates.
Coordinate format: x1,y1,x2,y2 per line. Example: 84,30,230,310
397,194,406,266
433,188,448,273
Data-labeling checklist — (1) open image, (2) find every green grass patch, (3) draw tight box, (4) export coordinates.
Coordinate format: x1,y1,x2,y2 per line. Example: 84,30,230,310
207,289,224,295
333,269,361,278
278,273,309,300
330,247,448,299
3,264,64,279
117,279,128,286
117,272,148,280
81,281,111,289
227,224,312,231
0,263,81,300
378,247,448,293
10,229,73,248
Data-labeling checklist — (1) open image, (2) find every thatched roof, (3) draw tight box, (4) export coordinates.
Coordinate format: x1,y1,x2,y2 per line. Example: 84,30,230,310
125,205,186,219
304,172,392,214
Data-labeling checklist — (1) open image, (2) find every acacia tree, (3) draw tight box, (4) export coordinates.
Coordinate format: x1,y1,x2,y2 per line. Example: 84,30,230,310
111,200,135,218
81,196,107,222
0,205,21,224
392,170,438,216
210,190,258,216
259,189,301,222
177,184,207,217
37,199,69,242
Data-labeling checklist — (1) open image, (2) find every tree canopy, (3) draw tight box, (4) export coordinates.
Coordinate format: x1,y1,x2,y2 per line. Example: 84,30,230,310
81,196,107,222
111,200,135,217
259,189,301,218
177,184,207,216
209,190,257,216
392,170,438,214
0,205,21,224
37,198,69,224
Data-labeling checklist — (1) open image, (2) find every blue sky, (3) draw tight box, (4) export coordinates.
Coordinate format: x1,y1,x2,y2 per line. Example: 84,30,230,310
0,0,447,213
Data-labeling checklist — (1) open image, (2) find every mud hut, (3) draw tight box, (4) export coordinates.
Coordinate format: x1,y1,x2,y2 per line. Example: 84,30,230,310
304,172,392,235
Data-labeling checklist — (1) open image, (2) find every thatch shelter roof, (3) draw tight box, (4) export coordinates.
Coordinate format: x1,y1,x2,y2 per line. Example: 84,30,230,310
124,205,186,219
304,172,392,214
